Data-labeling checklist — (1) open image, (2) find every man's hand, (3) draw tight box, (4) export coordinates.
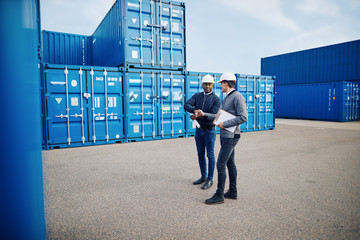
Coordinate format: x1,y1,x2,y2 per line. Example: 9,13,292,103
190,114,196,120
217,122,225,129
194,109,205,118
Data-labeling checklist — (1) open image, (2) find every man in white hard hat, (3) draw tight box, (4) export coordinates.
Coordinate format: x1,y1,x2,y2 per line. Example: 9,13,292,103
203,72,248,204
184,74,221,190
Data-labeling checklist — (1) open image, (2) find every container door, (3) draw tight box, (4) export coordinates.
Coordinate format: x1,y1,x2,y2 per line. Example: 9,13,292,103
87,68,124,143
238,76,256,131
258,78,275,130
45,67,88,146
185,73,204,134
157,72,185,137
126,70,158,139
356,83,360,120
156,1,186,69
126,0,155,67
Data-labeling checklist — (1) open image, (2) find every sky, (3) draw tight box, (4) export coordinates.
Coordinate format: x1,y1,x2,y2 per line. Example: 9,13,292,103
40,0,360,75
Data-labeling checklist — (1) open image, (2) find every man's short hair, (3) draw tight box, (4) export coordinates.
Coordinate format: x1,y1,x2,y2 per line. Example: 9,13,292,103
225,81,236,88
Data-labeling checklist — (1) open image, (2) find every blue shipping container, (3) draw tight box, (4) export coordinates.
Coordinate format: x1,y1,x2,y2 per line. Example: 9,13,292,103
92,0,186,70
236,74,275,131
123,69,186,141
275,81,360,122
261,40,360,85
185,71,224,135
42,30,92,66
43,64,125,149
184,72,275,134
0,0,46,238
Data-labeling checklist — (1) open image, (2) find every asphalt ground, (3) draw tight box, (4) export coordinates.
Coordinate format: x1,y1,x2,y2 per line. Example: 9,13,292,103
43,119,360,240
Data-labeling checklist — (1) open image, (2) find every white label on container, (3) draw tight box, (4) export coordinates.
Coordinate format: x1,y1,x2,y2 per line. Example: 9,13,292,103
71,80,77,87
174,83,178,86
132,18,137,24
163,92,169,97
132,50,138,59
108,82,115,86
146,94,150,100
172,9,180,14
173,79,181,82
129,79,141,83
95,97,100,108
71,97,79,106
266,94,271,102
116,134,120,139
163,7,169,11
249,96,253,101
96,77,103,81
179,130,182,133
108,77,118,81
108,97,116,108
190,81,199,85
164,78,170,82
55,98,62,104
128,3,139,8
163,106,171,111
134,125,139,133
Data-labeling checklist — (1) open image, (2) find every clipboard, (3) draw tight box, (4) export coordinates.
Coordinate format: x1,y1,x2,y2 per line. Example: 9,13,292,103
213,109,237,133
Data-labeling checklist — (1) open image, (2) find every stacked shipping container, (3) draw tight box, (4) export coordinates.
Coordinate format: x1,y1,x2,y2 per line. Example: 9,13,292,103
261,40,360,122
41,0,275,149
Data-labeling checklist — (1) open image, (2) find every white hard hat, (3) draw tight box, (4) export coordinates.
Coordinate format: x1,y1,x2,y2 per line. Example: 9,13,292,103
201,74,215,83
218,72,236,83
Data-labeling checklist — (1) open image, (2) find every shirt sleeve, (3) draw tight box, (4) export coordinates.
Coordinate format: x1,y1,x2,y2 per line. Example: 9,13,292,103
184,94,197,113
223,94,248,128
203,95,221,120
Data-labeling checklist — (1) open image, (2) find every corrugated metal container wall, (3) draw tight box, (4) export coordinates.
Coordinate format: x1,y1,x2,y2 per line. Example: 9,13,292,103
275,81,360,122
261,40,360,85
43,64,125,149
236,75,275,131
91,0,186,70
185,71,224,135
123,69,186,141
1,0,45,238
42,30,92,66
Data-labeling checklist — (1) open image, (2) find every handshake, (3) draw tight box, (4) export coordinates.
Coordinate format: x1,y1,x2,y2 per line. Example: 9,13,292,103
190,109,205,120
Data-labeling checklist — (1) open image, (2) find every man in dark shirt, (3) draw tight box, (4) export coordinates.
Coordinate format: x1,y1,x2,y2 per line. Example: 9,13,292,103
184,74,221,189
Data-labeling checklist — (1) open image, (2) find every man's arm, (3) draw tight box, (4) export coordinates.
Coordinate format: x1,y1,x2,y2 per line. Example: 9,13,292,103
223,94,248,128
202,95,221,120
184,94,197,113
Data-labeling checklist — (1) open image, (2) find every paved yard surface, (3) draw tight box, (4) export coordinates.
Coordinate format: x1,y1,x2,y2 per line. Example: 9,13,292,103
43,119,360,239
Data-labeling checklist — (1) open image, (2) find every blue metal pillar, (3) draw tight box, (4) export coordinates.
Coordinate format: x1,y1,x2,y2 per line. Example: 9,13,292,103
0,0,46,239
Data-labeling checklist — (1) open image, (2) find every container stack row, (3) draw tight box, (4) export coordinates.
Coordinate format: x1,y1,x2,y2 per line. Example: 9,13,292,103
42,64,275,149
261,40,360,122
41,0,275,149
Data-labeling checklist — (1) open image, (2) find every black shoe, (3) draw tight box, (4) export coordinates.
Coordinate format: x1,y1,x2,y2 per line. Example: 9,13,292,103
205,193,224,204
224,190,238,199
193,177,207,185
201,180,213,189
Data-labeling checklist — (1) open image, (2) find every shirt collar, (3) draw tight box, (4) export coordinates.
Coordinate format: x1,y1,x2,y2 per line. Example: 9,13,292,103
204,91,213,96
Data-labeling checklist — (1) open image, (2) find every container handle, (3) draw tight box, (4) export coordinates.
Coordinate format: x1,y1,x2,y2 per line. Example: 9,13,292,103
146,23,167,30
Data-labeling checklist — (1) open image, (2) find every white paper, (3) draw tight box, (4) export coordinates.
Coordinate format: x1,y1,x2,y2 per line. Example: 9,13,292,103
213,109,237,133
193,119,200,128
